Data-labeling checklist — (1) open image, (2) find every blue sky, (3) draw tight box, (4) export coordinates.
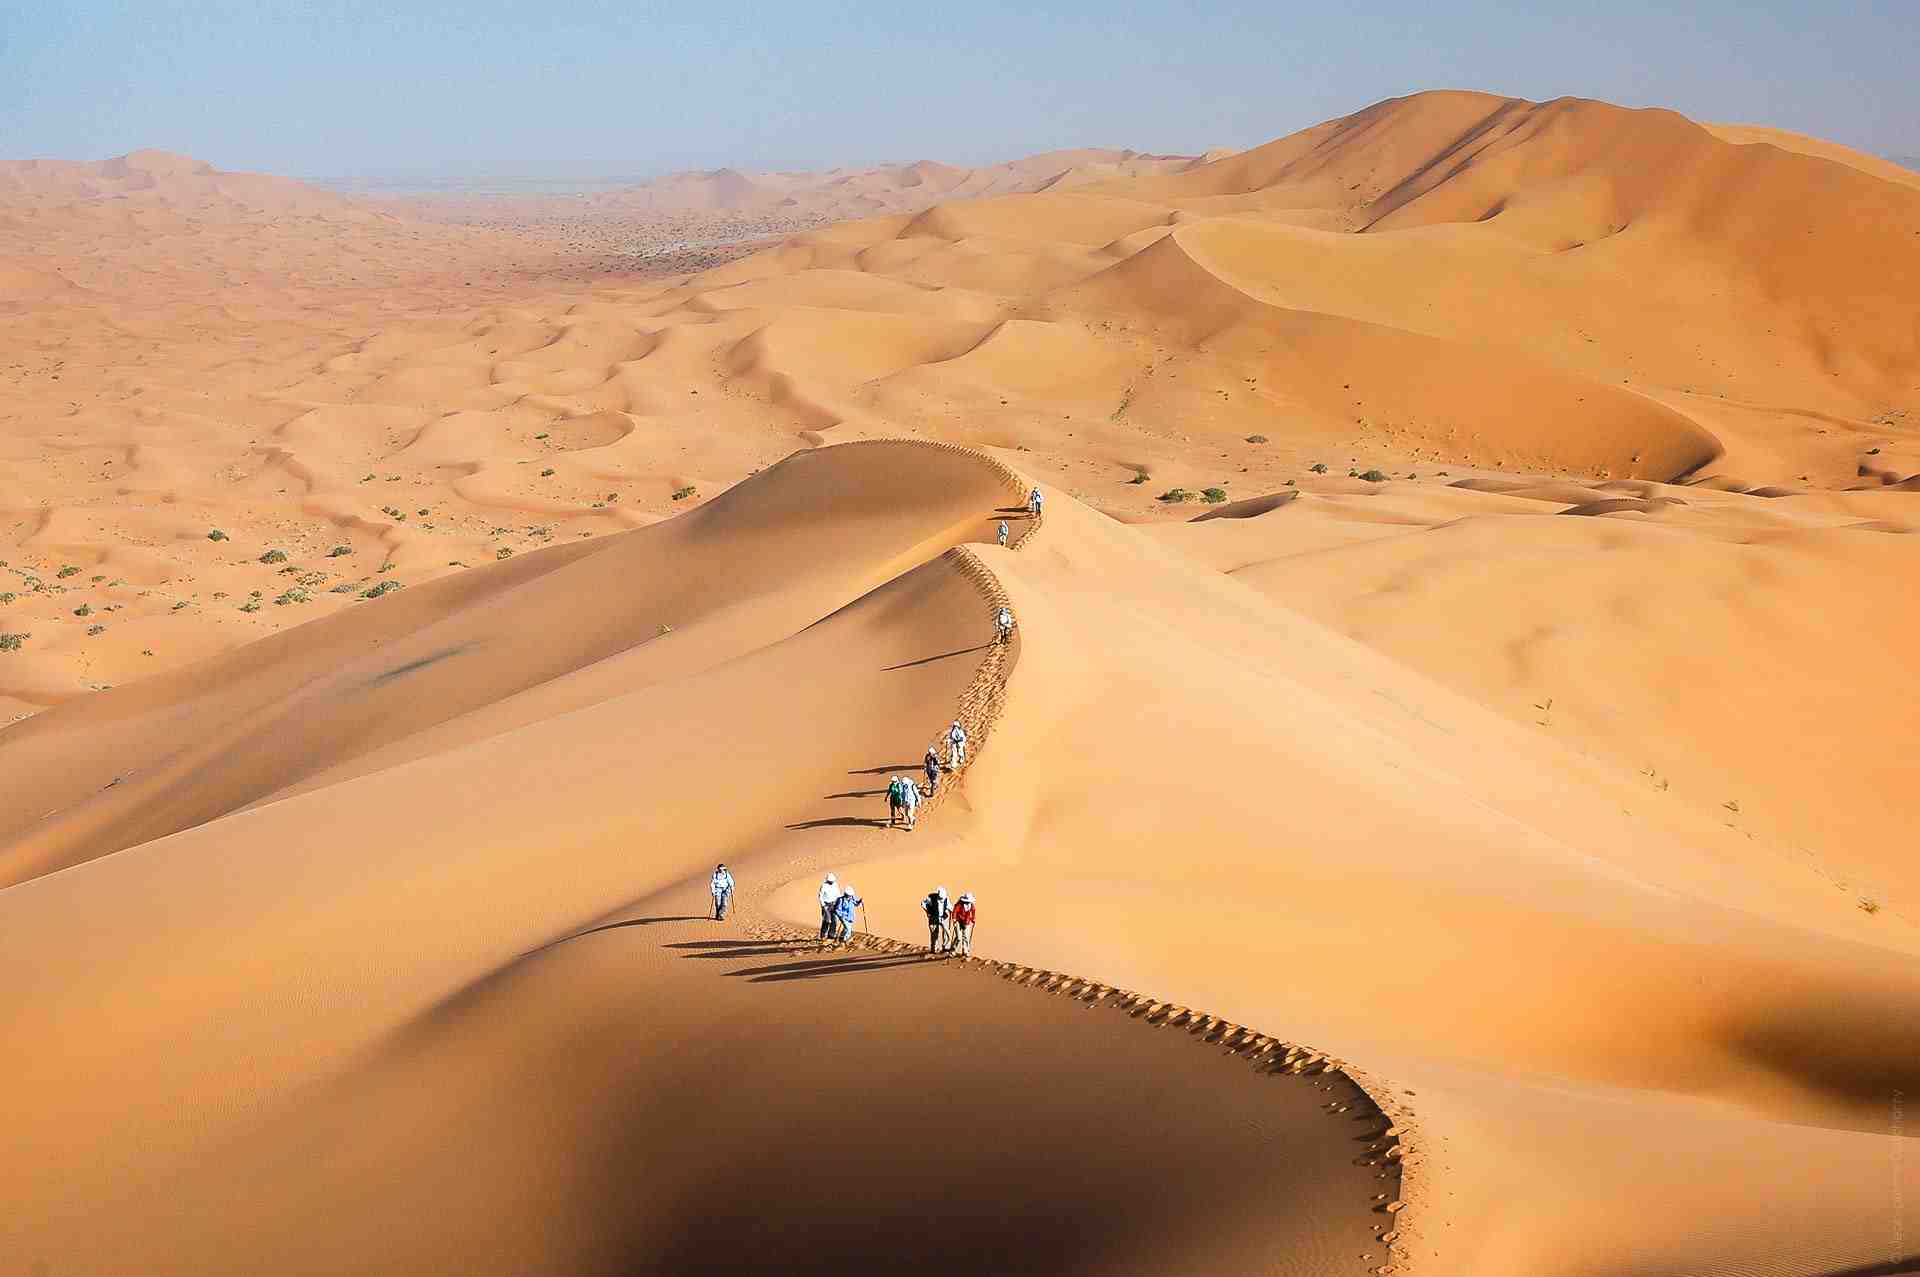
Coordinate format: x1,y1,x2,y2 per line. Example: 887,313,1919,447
3,1,1914,178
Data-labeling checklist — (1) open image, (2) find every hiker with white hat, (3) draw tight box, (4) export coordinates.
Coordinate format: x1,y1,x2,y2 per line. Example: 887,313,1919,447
946,719,967,770
996,519,1009,547
950,892,976,957
709,863,735,921
923,744,941,795
833,884,863,943
900,772,921,830
886,775,907,827
818,873,842,940
994,606,1014,645
1027,487,1043,518
922,886,952,954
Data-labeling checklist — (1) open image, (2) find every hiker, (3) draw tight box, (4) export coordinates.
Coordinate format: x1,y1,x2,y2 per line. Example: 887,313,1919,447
834,884,863,943
995,606,1014,644
901,773,921,830
922,886,952,953
923,744,941,795
710,863,735,921
947,719,967,770
951,892,976,957
818,873,841,940
996,519,1009,547
1027,486,1043,518
887,775,907,827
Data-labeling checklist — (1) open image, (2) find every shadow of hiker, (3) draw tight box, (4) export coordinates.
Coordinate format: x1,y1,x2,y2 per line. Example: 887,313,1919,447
519,915,707,957
995,505,1037,516
846,763,917,776
882,643,991,672
824,788,888,800
785,815,890,830
727,952,935,983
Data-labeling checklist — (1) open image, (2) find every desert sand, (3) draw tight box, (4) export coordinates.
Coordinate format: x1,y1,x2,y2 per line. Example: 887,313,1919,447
3,91,1919,1274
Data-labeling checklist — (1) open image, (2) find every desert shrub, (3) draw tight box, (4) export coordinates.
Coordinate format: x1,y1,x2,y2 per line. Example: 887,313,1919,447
239,600,261,613
606,492,619,502
1156,489,1192,503
259,549,288,564
540,468,556,477
1245,434,1268,444
672,486,697,501
534,432,550,440
496,547,514,559
73,603,92,617
91,574,105,583
87,624,105,636
328,545,353,557
329,583,356,594
0,593,13,605
171,601,188,610
57,565,80,578
1361,469,1389,481
1860,897,1882,915
207,529,228,541
0,633,27,651
272,588,310,606
361,580,402,599
417,508,429,516
1309,463,1328,474
1201,487,1228,503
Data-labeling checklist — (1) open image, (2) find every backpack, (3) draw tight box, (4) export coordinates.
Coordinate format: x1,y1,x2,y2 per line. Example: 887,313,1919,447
887,778,904,805
923,893,941,922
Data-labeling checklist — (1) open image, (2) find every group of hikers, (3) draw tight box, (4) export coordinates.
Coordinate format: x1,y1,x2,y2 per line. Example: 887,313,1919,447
701,497,1039,954
707,867,979,957
809,873,978,957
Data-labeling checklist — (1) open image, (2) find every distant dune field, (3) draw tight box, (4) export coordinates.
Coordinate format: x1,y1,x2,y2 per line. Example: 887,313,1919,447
2,92,1918,1274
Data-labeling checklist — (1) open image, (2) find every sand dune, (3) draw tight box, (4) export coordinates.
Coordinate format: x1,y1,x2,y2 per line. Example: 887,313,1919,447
5,89,1920,1273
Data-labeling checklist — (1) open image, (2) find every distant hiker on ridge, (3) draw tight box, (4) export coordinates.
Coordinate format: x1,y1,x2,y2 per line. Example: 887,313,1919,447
924,744,942,796
818,873,841,940
996,519,1009,547
947,719,968,770
1027,487,1043,518
887,775,908,827
995,606,1014,645
710,863,735,921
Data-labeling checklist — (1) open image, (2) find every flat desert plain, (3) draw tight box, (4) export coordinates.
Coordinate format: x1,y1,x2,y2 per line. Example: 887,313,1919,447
2,91,1918,1275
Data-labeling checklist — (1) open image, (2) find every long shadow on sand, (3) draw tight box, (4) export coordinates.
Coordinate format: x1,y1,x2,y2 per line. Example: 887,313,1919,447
517,916,707,958
785,815,890,831
729,953,934,983
881,643,991,672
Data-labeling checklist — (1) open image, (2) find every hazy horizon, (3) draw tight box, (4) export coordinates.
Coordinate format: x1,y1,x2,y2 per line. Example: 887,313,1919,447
5,2,1916,181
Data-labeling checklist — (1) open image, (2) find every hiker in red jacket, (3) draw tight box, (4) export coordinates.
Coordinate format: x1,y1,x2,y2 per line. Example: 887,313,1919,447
950,892,977,958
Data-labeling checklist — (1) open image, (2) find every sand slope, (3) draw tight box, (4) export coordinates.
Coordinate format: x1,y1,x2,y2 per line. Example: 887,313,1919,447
5,445,1918,1274
7,90,1920,1274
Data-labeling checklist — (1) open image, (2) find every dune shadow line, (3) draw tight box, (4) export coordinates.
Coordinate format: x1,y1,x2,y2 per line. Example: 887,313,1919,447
883,643,991,672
